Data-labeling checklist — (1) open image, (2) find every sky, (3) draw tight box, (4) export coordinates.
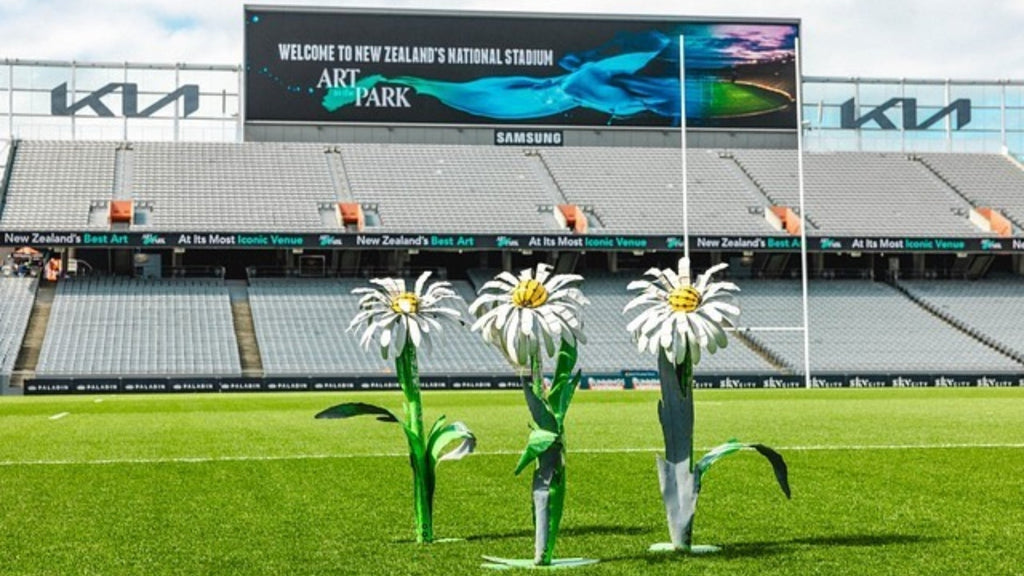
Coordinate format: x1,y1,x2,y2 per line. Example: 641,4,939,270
0,0,1021,80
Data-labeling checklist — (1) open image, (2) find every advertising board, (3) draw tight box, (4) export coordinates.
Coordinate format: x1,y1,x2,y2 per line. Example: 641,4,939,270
244,7,799,129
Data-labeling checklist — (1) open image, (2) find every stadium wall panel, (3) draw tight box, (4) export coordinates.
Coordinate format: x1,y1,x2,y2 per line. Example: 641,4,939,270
244,124,798,149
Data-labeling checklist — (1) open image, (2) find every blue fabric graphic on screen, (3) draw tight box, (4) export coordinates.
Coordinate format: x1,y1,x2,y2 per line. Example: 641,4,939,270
322,32,679,122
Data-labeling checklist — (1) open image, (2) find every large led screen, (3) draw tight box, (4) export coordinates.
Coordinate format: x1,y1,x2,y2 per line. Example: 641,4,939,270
244,8,799,129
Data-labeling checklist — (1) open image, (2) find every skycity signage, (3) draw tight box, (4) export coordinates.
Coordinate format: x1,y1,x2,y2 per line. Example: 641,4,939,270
22,372,1022,395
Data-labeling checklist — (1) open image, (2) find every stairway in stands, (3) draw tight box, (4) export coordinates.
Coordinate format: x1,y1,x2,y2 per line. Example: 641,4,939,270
735,330,797,375
11,282,55,388
227,280,264,377
889,279,1024,368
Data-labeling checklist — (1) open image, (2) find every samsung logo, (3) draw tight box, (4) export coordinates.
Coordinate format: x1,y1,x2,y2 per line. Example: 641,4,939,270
494,130,563,146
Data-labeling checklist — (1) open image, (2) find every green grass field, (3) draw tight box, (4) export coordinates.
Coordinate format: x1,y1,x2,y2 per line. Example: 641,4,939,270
2,389,1023,575
707,82,790,118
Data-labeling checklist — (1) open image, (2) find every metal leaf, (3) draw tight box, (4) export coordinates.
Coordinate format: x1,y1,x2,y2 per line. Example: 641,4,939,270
514,428,559,476
314,402,399,423
751,443,792,499
427,420,477,466
695,440,791,500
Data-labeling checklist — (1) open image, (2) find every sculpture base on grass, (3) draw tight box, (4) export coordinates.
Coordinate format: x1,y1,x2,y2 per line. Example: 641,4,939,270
648,542,721,554
481,556,600,570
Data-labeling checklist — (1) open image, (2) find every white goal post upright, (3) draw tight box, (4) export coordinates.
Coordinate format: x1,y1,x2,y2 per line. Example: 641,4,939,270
678,35,690,263
679,35,812,387
795,37,813,389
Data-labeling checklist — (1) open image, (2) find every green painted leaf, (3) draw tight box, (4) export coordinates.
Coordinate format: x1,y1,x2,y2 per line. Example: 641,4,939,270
314,403,399,423
428,414,448,440
544,464,567,563
695,440,745,475
402,421,425,462
548,341,580,425
696,440,791,499
523,381,558,433
557,370,582,426
427,420,476,467
751,443,791,499
514,429,560,476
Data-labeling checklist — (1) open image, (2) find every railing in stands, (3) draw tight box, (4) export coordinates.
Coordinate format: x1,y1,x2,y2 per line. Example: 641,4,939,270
0,139,16,221
160,266,226,279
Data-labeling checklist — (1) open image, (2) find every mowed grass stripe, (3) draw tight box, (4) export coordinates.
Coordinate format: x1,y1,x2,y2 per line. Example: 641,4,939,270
1,446,1022,575
4,389,1023,458
2,389,1023,575
2,442,1024,467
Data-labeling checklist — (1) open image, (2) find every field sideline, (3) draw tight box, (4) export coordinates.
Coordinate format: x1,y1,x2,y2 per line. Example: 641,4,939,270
2,388,1023,575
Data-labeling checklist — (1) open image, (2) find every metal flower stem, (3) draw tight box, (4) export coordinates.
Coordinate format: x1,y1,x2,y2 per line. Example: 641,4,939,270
528,354,565,566
656,347,699,550
395,341,433,544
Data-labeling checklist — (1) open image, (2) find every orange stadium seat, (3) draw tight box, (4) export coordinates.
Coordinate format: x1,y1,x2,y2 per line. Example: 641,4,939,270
109,201,133,224
558,204,588,233
338,202,365,231
976,207,1012,237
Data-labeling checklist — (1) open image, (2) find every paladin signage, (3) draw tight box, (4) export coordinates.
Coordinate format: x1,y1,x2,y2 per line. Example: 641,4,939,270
840,98,971,130
51,83,200,117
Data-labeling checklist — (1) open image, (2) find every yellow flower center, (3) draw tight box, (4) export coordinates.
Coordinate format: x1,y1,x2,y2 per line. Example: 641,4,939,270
668,285,702,313
390,292,419,315
511,279,549,308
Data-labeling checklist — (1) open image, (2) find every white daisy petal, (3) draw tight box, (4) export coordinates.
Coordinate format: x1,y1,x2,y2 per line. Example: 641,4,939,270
521,308,535,337
535,263,552,285
479,279,517,294
695,263,729,291
705,281,740,295
392,316,407,351
698,311,729,349
658,317,674,350
662,267,680,289
368,277,399,294
408,318,422,348
543,328,556,357
505,311,521,350
413,271,431,297
505,327,520,364
494,271,521,288
705,301,741,321
544,273,585,294
626,279,653,292
360,325,376,350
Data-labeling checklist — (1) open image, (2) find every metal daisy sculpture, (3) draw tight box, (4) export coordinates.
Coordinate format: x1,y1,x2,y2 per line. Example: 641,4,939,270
469,263,598,569
624,257,791,553
315,271,476,544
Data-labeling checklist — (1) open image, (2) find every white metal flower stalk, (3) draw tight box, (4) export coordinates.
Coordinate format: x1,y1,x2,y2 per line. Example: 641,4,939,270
317,271,475,544
624,258,790,552
471,263,595,568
